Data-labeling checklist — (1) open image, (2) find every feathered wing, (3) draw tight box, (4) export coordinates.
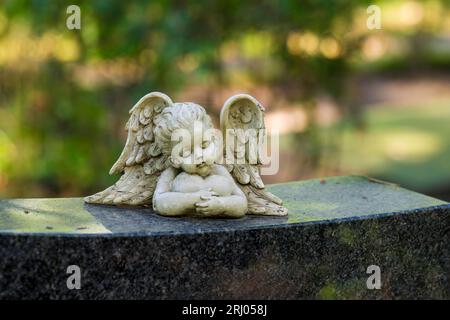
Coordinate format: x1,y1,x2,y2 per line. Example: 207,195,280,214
85,92,173,206
220,94,288,216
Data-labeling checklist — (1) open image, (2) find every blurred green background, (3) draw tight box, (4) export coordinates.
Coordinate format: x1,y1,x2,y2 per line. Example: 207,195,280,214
0,0,449,200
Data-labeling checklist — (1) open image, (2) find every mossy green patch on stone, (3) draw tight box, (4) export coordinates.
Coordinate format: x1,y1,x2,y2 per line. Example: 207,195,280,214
337,226,358,247
0,198,110,234
317,283,339,299
268,175,447,224
316,278,367,300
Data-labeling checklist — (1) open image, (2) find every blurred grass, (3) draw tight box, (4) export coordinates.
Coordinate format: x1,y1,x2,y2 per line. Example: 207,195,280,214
336,100,450,193
0,0,450,199
279,99,450,195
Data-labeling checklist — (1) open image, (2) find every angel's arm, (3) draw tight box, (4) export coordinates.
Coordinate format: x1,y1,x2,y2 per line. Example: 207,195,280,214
152,167,190,216
194,165,248,218
153,167,213,216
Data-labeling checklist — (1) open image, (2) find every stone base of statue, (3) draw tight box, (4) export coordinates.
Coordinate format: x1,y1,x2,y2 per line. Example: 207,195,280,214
0,176,449,299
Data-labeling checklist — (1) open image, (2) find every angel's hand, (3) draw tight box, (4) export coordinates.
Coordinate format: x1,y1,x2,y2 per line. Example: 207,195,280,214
191,189,219,202
194,197,224,216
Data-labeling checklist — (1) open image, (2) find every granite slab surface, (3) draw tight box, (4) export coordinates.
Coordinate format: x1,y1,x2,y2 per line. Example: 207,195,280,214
0,175,446,236
0,176,449,299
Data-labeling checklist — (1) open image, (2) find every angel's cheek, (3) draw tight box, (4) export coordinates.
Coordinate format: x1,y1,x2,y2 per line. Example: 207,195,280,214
203,144,219,164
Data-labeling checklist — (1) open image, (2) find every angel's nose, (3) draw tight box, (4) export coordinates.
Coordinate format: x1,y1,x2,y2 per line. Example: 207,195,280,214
194,148,203,162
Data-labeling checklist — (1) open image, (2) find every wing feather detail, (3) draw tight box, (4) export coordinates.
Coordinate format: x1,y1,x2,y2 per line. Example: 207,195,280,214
85,92,173,206
220,94,287,216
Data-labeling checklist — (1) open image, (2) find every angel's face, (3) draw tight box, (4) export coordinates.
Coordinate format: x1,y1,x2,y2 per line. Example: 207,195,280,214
172,121,218,177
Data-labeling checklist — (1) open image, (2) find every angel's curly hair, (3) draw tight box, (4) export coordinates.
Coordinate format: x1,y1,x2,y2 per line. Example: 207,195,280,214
154,102,213,154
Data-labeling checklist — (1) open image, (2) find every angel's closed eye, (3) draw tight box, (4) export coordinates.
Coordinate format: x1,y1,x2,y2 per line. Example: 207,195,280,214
181,148,191,157
201,140,211,149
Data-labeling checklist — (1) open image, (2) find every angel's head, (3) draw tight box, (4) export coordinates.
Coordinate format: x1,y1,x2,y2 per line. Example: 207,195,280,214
154,102,219,177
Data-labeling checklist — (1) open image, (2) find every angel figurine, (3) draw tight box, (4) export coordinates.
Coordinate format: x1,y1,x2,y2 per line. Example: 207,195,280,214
85,92,288,218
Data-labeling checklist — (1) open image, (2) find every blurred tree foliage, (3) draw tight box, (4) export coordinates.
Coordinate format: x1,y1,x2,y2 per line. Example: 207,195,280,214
0,0,448,197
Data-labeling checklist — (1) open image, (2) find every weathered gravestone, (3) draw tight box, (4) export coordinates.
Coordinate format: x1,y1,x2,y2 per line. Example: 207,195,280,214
0,175,448,299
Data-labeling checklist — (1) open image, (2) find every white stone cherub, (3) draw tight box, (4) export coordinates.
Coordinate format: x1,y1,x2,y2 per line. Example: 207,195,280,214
85,92,287,218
